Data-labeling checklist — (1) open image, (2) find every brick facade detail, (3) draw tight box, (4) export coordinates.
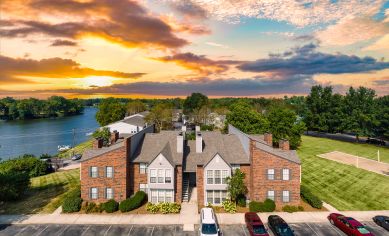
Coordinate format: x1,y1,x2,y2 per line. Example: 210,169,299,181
239,164,251,199
249,140,300,206
196,165,204,208
175,165,182,203
129,163,147,194
81,145,128,203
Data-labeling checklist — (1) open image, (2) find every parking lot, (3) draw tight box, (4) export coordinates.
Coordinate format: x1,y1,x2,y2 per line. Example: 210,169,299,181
0,222,387,236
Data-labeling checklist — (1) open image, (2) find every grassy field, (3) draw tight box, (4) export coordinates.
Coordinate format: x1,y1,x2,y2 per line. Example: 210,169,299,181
299,135,389,211
0,169,80,214
58,139,93,158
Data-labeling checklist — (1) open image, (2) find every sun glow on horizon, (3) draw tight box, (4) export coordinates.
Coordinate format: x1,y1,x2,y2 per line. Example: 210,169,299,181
79,76,116,88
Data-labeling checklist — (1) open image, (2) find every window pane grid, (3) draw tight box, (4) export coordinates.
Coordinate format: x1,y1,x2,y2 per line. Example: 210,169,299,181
90,167,98,178
90,187,98,199
282,169,290,180
207,170,213,184
214,170,221,184
267,169,275,180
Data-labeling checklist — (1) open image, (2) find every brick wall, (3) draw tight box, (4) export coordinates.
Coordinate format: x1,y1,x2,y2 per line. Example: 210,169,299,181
175,165,182,203
129,163,147,194
250,140,301,206
239,164,251,200
196,165,204,209
80,146,128,203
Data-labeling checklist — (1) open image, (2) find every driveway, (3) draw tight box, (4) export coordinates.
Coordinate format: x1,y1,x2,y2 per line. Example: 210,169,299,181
0,222,387,236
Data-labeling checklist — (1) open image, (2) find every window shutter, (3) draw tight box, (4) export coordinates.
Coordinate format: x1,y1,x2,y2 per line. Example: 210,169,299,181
289,169,292,180
89,167,91,177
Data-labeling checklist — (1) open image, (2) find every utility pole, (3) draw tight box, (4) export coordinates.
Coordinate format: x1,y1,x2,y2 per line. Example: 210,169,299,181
72,128,75,156
378,150,380,162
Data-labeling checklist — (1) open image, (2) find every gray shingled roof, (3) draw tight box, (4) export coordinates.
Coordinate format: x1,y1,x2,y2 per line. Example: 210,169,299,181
184,131,249,172
132,131,183,166
122,115,146,127
254,141,300,164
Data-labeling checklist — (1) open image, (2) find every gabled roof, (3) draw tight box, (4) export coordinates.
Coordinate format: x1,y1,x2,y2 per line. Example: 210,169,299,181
121,115,146,127
132,131,183,166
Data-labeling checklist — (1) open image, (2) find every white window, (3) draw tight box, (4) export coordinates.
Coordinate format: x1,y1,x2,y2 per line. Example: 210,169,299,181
207,170,213,184
140,163,147,174
165,190,173,203
165,169,172,183
206,190,228,205
222,170,229,184
282,191,290,202
151,189,157,203
140,184,148,192
267,190,275,201
282,169,290,180
90,167,98,178
267,169,275,180
158,189,164,202
105,188,113,199
206,190,213,204
231,164,240,174
150,169,157,183
158,169,164,183
106,166,113,178
214,170,221,184
90,187,98,199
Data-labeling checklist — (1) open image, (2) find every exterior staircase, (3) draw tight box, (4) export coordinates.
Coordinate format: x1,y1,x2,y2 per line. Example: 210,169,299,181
182,178,190,202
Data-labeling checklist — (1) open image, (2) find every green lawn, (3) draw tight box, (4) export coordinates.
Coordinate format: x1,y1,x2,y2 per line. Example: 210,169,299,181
0,169,80,214
299,136,389,211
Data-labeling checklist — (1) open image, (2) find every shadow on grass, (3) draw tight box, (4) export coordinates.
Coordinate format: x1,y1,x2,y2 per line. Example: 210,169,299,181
0,182,67,215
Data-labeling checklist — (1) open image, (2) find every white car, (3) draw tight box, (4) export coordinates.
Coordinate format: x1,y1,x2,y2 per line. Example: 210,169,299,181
200,208,220,236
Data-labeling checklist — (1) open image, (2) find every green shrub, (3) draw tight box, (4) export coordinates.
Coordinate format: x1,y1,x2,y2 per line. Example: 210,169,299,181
62,197,82,213
102,199,119,213
249,201,261,212
146,203,159,213
237,195,246,207
146,202,181,214
300,185,323,209
83,202,102,213
0,171,30,201
119,191,147,212
0,155,49,177
249,199,276,212
222,200,237,213
282,205,304,213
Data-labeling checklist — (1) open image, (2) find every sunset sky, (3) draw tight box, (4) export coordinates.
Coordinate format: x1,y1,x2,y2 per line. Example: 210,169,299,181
1,0,389,98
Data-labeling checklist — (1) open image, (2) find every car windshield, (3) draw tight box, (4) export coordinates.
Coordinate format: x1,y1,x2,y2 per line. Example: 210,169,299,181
253,225,267,234
276,224,294,235
202,224,217,234
356,226,371,234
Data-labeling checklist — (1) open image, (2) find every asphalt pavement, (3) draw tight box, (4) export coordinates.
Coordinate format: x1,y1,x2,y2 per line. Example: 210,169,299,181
0,222,388,236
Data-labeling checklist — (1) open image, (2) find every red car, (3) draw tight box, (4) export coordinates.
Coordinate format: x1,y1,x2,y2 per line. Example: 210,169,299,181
245,212,269,236
328,213,374,236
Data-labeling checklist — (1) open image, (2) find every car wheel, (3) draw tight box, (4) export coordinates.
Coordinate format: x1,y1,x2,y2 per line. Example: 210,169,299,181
330,219,334,225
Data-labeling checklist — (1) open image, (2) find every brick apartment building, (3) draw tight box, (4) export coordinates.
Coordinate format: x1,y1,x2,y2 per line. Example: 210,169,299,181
80,124,301,206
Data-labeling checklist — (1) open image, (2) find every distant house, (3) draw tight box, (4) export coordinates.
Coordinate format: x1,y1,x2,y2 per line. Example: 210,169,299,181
80,124,301,207
206,112,226,129
106,111,149,134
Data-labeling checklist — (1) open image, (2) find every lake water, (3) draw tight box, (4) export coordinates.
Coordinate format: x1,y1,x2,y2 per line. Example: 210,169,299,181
0,107,99,160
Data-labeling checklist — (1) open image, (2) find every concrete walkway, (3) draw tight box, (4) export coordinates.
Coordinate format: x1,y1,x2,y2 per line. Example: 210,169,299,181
1,210,388,226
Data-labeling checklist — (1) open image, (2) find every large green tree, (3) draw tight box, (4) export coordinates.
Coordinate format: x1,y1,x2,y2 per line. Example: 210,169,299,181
226,102,269,134
375,95,389,140
226,169,247,205
183,93,208,114
145,103,173,131
342,87,378,140
127,100,146,115
266,106,306,149
95,98,126,126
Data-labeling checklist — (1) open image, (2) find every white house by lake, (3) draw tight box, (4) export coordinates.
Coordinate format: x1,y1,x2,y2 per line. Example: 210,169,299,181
106,111,149,134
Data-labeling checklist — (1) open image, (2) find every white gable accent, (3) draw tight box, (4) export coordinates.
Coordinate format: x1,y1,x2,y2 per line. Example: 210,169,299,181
204,153,230,170
149,153,173,169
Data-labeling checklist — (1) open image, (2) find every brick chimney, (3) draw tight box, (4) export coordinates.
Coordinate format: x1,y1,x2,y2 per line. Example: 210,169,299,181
110,130,119,144
93,138,103,149
279,139,290,151
177,132,184,153
264,133,273,146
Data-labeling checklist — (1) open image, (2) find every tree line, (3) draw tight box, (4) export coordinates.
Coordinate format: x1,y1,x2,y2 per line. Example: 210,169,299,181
289,86,389,140
0,96,84,120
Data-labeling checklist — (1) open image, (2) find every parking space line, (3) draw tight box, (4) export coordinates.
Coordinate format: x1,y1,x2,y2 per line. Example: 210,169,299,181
34,225,48,236
103,225,112,236
150,226,155,236
127,225,133,236
327,223,343,236
241,225,248,236
15,225,29,236
81,225,91,236
305,223,320,236
57,225,70,236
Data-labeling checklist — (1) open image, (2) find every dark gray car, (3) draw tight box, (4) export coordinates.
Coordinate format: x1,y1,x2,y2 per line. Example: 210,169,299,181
373,215,389,231
71,154,82,161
